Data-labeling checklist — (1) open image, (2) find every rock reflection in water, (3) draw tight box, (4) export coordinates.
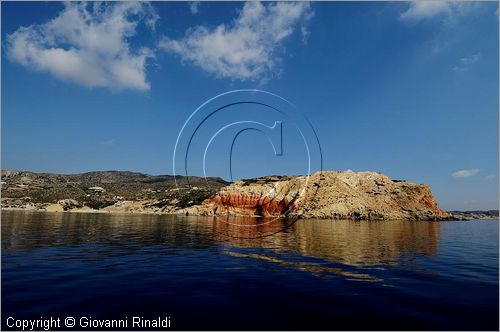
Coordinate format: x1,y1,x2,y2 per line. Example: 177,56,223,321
209,216,438,263
293,218,439,266
2,211,439,280
210,216,439,280
209,215,294,238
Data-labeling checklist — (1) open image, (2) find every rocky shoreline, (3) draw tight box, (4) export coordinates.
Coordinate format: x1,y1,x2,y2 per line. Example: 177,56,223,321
1,169,483,221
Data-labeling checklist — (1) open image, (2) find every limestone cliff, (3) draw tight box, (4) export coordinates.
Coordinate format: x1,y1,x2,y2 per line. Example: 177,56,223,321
182,171,453,221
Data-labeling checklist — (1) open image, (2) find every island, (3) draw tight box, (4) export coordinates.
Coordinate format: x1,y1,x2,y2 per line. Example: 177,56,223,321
1,169,493,221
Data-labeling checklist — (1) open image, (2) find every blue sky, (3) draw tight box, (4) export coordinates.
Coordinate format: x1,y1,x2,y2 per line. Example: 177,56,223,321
1,1,498,210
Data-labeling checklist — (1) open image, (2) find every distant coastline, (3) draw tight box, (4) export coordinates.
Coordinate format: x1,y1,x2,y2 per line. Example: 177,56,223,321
448,210,499,220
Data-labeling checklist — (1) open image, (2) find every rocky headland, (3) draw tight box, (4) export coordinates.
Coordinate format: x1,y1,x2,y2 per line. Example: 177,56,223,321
1,169,485,221
182,170,454,221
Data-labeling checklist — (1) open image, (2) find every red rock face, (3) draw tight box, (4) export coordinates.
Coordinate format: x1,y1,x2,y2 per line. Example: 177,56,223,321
207,193,291,217
419,191,445,216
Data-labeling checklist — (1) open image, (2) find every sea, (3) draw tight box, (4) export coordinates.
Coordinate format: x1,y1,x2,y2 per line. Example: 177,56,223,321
1,210,498,330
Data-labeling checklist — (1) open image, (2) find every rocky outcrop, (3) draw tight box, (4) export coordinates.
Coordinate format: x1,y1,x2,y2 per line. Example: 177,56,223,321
57,199,82,210
183,171,454,221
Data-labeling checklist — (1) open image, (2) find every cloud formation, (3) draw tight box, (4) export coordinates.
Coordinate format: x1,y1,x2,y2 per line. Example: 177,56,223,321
484,174,496,181
189,2,201,15
400,1,452,22
159,2,313,82
99,139,115,147
6,2,158,91
452,169,480,178
399,1,485,23
453,53,481,72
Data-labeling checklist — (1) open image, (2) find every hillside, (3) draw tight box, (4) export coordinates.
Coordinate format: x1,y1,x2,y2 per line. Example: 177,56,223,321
1,170,227,213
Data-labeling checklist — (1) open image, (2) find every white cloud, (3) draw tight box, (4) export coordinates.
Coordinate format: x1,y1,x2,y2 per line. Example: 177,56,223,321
460,53,481,65
301,26,311,44
6,2,158,91
485,174,496,181
453,53,481,72
452,169,480,178
400,2,452,22
99,139,115,147
400,1,487,23
189,2,201,15
159,1,313,82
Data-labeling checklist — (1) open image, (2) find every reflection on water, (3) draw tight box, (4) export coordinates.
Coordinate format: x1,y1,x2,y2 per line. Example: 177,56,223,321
294,218,439,266
211,216,439,281
1,210,498,330
2,211,438,281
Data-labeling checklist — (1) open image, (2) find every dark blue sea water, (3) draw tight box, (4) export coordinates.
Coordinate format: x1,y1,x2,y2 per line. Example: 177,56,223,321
1,211,498,330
